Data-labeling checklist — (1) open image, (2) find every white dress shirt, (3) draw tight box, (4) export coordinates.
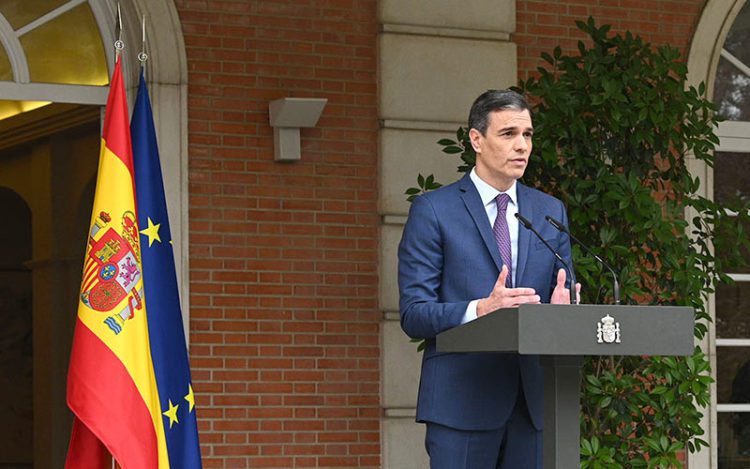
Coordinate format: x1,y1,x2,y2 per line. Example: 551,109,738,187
461,168,519,324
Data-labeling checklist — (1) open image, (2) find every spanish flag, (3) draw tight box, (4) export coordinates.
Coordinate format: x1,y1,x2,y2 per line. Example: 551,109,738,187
65,57,168,467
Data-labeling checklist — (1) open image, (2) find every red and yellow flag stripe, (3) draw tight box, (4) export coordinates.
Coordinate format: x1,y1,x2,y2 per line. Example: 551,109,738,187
66,57,169,469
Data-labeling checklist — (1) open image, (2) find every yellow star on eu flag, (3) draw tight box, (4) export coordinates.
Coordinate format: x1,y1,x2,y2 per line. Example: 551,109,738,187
140,217,161,247
185,383,196,413
163,399,179,429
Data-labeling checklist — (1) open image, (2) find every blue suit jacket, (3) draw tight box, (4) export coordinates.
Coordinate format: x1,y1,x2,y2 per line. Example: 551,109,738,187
398,172,573,431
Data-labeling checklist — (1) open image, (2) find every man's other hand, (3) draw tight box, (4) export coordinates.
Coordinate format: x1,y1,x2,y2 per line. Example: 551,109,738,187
550,268,582,305
476,266,540,317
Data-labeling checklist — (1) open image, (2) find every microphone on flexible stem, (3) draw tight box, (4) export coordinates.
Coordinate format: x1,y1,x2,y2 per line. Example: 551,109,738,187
514,213,577,305
545,215,621,305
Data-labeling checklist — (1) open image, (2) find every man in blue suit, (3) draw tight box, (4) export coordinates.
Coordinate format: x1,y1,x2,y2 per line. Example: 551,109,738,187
398,89,579,468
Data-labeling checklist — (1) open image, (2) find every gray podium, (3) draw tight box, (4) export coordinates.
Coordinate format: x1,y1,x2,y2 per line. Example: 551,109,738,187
436,304,694,469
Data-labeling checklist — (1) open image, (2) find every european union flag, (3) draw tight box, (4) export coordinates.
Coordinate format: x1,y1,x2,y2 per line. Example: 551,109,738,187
132,69,202,467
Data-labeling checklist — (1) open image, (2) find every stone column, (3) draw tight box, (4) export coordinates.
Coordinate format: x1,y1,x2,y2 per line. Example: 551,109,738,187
27,132,98,468
378,1,518,466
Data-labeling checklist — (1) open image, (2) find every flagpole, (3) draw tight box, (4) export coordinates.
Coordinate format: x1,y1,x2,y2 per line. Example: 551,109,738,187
114,3,124,60
113,9,124,469
139,14,148,71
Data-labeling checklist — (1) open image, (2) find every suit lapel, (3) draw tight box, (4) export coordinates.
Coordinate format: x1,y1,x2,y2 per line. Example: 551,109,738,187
459,174,504,272
515,183,534,286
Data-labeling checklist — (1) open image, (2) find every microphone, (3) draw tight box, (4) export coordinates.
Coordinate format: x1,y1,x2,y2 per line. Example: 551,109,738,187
545,215,620,305
515,213,577,305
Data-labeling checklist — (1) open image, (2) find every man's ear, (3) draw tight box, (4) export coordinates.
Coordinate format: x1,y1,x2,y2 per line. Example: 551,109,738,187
468,128,482,153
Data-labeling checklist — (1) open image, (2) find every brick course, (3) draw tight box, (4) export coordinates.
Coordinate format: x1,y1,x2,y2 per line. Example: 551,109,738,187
514,0,707,82
176,0,379,467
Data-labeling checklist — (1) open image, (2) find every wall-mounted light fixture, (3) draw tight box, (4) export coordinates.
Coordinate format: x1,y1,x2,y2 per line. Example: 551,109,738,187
268,97,327,162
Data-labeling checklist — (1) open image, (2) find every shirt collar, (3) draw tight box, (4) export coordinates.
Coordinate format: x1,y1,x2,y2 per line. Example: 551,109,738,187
470,167,517,207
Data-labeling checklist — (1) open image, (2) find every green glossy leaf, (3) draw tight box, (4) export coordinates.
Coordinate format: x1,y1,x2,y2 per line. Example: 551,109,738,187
420,16,732,466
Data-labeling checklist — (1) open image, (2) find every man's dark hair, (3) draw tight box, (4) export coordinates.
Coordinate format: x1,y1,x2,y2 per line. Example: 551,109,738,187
468,89,530,135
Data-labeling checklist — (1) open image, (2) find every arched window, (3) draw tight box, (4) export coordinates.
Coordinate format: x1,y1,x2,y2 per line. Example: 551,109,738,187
0,0,113,119
688,0,750,466
712,2,750,466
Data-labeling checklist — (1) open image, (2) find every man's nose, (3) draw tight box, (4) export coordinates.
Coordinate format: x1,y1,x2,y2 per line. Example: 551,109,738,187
514,134,529,151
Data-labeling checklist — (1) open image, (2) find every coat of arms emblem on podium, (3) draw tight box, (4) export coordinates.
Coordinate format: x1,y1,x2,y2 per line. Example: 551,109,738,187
597,314,621,344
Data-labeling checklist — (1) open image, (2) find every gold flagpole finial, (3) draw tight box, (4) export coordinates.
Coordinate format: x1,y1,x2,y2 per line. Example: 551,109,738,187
138,14,148,65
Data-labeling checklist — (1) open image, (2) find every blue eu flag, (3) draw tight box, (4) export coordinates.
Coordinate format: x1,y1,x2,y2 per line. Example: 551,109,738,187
132,69,202,467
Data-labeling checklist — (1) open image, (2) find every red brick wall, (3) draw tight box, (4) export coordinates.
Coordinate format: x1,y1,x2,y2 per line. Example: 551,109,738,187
515,0,708,81
175,1,380,467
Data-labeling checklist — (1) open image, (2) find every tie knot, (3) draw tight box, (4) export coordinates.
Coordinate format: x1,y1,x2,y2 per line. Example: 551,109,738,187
495,193,510,211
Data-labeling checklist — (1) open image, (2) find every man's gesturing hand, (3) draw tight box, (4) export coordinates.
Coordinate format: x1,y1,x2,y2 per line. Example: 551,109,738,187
550,268,582,305
476,266,540,317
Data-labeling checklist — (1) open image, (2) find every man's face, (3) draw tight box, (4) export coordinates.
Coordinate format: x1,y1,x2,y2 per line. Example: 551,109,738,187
470,108,533,191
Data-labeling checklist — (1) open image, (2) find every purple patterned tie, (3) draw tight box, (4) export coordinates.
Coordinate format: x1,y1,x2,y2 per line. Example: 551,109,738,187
493,193,513,287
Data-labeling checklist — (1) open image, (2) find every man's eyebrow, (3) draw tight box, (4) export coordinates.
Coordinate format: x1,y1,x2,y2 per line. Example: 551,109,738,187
497,125,534,133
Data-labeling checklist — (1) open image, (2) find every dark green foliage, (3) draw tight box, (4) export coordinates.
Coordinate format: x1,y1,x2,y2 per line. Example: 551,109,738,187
406,18,750,466
405,174,442,202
